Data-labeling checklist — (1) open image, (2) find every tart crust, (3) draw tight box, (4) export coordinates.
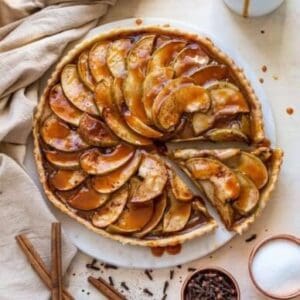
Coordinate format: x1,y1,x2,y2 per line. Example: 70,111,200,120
33,26,273,247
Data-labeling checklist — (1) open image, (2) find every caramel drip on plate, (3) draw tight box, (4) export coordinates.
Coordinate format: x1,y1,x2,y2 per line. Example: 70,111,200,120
243,0,250,18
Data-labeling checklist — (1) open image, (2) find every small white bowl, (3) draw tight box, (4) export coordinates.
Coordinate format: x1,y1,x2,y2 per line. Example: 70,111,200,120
224,0,284,18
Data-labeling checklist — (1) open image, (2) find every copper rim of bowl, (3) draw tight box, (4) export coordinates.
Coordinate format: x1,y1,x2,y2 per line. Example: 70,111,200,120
248,234,300,300
181,266,241,300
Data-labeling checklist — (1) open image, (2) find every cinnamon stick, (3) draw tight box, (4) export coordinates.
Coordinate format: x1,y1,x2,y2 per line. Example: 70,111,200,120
51,223,63,300
15,234,73,300
88,276,126,300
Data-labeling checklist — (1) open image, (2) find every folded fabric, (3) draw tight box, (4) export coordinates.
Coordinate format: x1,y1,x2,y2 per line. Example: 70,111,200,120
0,0,116,299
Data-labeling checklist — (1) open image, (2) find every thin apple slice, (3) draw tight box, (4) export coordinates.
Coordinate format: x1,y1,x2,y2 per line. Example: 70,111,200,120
185,157,240,203
163,188,191,233
103,108,152,146
225,152,268,189
142,67,174,122
44,150,82,169
190,64,228,86
210,88,249,116
80,144,134,175
204,80,239,91
88,41,112,82
173,43,209,76
61,64,98,115
107,39,132,78
204,128,249,142
49,169,87,191
92,184,129,228
131,154,168,203
124,111,163,138
233,172,259,216
167,168,193,201
78,50,95,91
123,35,155,123
173,148,241,161
92,151,142,194
78,113,118,147
112,77,125,112
134,192,167,237
201,180,234,228
192,112,215,135
66,185,109,211
94,78,114,115
147,40,186,73
41,115,88,152
153,83,210,131
48,84,83,126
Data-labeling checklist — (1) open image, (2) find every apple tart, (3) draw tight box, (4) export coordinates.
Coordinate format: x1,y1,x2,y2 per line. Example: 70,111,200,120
33,26,282,247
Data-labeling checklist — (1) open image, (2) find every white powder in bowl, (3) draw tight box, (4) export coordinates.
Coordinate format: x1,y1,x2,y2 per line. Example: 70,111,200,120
252,238,300,297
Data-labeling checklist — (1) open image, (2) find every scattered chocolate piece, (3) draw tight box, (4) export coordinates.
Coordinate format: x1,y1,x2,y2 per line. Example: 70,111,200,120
87,292,90,295
135,18,143,25
143,288,153,296
161,294,167,300
245,234,257,242
121,281,129,291
108,276,114,286
260,30,265,34
262,65,267,72
145,269,153,280
188,268,197,272
81,289,85,292
72,273,76,276
259,78,264,84
177,265,182,269
170,270,174,280
183,269,238,300
86,258,100,271
103,263,118,269
286,107,294,115
163,281,169,294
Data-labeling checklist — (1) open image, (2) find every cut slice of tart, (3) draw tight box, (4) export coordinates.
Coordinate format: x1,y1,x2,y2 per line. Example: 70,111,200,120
173,147,283,233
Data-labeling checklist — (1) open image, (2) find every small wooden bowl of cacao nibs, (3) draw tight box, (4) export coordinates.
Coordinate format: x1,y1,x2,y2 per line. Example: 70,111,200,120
181,267,240,300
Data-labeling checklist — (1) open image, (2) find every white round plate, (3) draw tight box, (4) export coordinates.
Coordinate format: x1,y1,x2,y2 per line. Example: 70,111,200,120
25,17,276,269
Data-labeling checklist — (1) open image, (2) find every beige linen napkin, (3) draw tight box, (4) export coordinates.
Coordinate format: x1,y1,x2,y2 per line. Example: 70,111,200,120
0,0,116,299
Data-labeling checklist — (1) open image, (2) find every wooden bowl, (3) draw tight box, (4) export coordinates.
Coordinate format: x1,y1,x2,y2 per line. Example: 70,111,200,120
248,234,300,300
181,266,241,300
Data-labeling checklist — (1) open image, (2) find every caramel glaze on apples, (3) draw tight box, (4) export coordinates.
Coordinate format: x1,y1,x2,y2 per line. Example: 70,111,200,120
36,29,277,244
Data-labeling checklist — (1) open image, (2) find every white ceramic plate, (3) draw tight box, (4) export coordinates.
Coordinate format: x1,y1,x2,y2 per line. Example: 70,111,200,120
24,17,276,269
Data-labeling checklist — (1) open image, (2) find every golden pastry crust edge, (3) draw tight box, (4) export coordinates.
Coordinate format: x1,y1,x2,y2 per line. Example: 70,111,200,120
33,25,268,246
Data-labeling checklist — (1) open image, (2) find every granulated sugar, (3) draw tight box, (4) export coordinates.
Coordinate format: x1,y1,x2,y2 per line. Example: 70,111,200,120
252,239,300,297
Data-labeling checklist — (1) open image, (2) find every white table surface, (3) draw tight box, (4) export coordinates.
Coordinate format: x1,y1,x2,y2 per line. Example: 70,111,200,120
56,0,300,299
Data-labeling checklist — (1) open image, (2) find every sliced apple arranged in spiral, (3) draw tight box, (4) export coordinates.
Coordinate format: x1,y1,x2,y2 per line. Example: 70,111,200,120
78,50,95,91
204,128,249,143
89,41,112,82
167,168,193,201
142,67,174,122
48,84,83,126
94,79,152,146
49,169,87,191
80,143,134,175
107,177,154,234
190,64,228,86
92,150,141,194
131,154,168,203
147,40,186,73
134,192,167,237
66,184,109,211
152,77,211,131
173,43,209,76
185,157,240,203
61,64,98,115
44,150,82,169
233,171,259,216
41,115,88,152
225,151,268,189
163,187,192,233
92,184,129,228
78,113,118,147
